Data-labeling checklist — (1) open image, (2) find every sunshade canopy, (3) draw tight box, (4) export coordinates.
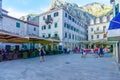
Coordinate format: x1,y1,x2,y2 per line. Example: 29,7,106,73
108,13,120,30
0,30,60,44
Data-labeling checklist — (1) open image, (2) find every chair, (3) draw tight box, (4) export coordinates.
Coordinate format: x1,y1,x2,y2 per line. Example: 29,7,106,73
0,54,3,62
7,53,13,60
22,52,28,59
13,53,18,59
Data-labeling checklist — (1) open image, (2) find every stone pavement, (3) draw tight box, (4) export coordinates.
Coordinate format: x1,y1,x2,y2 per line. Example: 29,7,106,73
0,53,120,80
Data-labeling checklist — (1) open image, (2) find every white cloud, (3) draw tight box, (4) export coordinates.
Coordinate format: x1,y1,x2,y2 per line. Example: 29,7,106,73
5,7,48,18
6,8,28,18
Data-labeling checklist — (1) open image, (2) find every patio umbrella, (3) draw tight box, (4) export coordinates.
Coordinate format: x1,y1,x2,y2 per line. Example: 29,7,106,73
108,13,120,30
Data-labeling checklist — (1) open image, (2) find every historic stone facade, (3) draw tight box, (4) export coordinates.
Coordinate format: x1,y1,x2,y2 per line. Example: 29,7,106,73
39,8,88,50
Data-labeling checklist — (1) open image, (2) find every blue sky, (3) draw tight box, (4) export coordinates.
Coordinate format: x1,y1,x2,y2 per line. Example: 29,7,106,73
2,0,111,18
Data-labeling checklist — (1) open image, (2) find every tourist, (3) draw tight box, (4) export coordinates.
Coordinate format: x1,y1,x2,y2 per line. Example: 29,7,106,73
39,47,46,62
81,49,86,58
103,47,108,55
94,47,99,57
99,46,104,57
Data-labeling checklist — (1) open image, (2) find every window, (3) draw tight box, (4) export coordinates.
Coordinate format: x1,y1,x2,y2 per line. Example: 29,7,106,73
67,24,70,29
34,27,36,31
74,20,76,23
16,22,20,28
69,33,71,39
72,34,74,40
91,35,93,39
48,34,51,38
65,13,67,17
42,35,45,38
54,12,59,17
91,28,93,31
42,26,44,30
97,35,99,39
65,32,67,38
48,25,51,29
44,25,46,30
47,15,52,20
74,28,76,31
71,26,73,30
54,33,58,37
68,15,71,20
43,16,45,20
54,22,57,28
103,26,106,32
64,23,66,28
97,27,99,31
75,35,77,40
72,18,74,22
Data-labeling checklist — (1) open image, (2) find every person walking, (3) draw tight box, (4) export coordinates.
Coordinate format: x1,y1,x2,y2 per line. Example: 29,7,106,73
99,46,104,57
103,47,108,55
39,47,46,62
94,47,99,57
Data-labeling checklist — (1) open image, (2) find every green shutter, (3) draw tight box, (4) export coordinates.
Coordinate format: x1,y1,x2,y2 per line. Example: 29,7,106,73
16,22,20,28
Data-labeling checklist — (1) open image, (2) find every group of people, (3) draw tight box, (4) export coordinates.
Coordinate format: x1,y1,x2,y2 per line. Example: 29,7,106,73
0,49,9,61
0,47,46,62
64,47,70,54
94,46,108,57
81,46,109,58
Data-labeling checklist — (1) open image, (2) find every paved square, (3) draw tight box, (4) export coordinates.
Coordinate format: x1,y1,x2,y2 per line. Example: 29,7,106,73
0,54,120,80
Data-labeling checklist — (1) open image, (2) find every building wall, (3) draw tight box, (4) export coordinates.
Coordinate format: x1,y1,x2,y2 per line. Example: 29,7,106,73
62,10,87,49
88,22,109,40
88,15,113,41
39,8,87,50
39,9,63,40
2,15,26,36
0,14,39,50
27,24,39,36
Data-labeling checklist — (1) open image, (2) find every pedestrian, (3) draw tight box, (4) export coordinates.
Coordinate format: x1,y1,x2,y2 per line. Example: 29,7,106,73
94,47,99,57
81,49,86,58
39,47,46,62
67,47,70,54
103,47,108,55
99,46,104,57
2,49,9,60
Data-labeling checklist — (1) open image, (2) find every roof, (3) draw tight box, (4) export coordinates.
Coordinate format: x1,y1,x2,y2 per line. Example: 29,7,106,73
2,9,8,13
2,14,39,27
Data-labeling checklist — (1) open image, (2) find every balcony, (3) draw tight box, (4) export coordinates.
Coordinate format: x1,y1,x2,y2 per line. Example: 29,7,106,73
45,16,53,24
94,30,104,34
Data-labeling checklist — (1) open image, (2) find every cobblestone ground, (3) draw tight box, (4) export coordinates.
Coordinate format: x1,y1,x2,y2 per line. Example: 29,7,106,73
0,53,120,80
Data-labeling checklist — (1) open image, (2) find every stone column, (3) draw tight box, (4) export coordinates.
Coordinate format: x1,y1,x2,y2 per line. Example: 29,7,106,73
118,41,120,63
